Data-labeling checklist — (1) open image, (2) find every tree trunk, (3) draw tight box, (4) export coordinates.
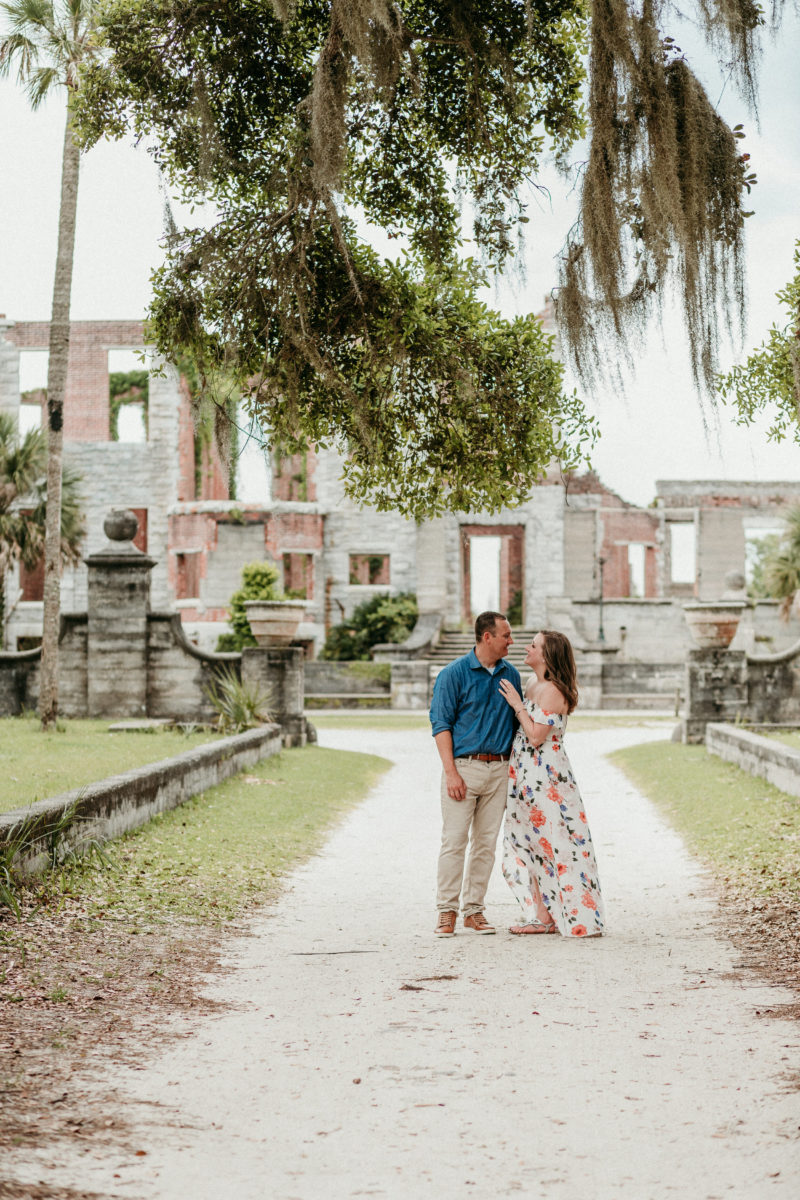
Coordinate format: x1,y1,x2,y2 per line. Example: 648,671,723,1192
39,101,80,731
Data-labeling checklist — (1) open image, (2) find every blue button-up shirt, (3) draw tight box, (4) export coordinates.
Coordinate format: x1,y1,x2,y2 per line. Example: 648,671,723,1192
430,649,521,758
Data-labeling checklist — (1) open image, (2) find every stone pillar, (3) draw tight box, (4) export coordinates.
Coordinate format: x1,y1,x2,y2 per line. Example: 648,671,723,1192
242,646,307,746
86,510,156,717
682,648,747,743
579,644,618,710
145,357,182,609
415,518,449,614
0,318,20,422
390,661,431,710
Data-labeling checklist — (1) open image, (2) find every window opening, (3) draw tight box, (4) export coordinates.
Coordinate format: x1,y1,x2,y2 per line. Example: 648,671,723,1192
108,349,149,442
669,522,696,584
627,543,646,597
175,551,201,600
283,552,313,599
349,554,390,586
744,523,784,598
236,404,271,502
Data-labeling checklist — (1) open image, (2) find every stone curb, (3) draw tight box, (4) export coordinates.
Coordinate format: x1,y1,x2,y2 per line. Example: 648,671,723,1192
706,721,800,799
0,724,283,876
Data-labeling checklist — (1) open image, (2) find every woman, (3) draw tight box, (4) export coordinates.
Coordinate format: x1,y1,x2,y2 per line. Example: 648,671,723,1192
498,630,605,937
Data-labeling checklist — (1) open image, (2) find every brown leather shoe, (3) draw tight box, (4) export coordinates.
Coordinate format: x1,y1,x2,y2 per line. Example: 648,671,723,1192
435,910,457,937
463,912,496,934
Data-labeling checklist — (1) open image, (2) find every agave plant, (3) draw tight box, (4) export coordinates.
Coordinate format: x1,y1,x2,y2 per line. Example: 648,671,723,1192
204,665,273,735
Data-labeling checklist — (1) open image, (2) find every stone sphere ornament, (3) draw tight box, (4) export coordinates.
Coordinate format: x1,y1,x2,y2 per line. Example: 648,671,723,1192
103,508,139,543
722,570,747,600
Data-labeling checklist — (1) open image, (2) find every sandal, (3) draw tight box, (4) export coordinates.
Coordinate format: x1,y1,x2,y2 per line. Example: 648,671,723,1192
509,922,557,935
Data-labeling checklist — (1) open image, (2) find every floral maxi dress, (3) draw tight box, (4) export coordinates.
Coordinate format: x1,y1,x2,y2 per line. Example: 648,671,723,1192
502,701,605,937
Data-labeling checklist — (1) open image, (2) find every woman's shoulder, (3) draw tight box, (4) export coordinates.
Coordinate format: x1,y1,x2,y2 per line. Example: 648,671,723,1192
522,672,538,698
533,681,568,716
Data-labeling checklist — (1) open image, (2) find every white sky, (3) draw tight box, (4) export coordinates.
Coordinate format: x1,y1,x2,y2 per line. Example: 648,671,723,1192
0,9,798,507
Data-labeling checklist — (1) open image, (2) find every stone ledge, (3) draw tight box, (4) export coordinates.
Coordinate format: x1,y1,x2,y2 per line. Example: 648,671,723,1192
0,724,283,876
706,722,800,799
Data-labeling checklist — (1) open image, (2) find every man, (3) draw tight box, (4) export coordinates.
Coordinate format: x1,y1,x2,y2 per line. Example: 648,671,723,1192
429,611,521,936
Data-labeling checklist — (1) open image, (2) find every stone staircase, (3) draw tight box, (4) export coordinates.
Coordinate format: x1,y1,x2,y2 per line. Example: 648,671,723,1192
426,627,539,671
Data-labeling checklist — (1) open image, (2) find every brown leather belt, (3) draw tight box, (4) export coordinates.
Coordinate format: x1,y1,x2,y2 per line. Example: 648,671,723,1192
465,753,510,762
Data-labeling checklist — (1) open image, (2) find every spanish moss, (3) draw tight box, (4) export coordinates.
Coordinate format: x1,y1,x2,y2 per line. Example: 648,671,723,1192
557,0,766,394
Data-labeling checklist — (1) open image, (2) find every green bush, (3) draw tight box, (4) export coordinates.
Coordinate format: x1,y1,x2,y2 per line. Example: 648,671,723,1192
215,561,282,652
320,593,418,661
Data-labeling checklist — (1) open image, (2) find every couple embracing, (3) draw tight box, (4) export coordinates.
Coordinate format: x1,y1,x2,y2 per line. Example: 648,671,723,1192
429,611,605,939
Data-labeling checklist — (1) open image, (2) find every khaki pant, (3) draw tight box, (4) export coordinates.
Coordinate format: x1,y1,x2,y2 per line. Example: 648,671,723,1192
436,757,509,916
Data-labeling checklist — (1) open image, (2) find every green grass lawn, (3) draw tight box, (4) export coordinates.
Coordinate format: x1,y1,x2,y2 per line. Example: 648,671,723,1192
0,716,222,813
755,729,800,752
611,740,800,898
46,745,390,924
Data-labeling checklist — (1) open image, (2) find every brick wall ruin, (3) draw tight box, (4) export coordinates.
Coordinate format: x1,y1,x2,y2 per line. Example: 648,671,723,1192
3,314,800,667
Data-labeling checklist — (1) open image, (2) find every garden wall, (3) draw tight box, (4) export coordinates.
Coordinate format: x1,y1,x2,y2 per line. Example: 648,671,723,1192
0,724,283,876
0,613,238,723
303,660,390,707
599,661,682,710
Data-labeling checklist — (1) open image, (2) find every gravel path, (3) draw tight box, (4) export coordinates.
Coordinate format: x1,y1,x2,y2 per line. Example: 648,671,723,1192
9,724,800,1198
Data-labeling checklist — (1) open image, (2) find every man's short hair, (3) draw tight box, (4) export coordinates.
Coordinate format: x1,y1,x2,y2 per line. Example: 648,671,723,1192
475,611,507,642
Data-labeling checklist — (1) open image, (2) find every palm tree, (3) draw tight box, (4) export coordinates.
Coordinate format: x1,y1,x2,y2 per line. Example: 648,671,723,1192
0,410,85,643
0,0,99,726
763,507,800,620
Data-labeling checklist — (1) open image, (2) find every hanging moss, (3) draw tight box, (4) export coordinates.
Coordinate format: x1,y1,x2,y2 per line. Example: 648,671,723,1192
75,0,787,511
557,0,761,395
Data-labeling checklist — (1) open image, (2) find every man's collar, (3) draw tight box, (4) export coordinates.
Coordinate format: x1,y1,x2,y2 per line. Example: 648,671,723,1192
469,647,507,671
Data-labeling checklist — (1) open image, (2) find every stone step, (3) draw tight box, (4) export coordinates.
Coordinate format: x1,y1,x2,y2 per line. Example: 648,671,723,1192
426,629,540,669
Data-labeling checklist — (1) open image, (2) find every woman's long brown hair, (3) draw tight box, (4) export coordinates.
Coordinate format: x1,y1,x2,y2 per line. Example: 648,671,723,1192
540,629,579,713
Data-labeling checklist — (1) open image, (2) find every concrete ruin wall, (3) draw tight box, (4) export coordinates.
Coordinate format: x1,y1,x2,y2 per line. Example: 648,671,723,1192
657,480,800,602
0,320,186,648
5,315,800,666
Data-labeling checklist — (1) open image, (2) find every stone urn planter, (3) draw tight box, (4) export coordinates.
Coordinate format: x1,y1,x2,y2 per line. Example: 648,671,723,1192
682,601,746,650
243,599,307,646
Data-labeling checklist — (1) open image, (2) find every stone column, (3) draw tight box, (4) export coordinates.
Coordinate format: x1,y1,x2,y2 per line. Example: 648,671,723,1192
390,661,431,710
682,648,747,743
242,646,307,746
86,510,156,718
0,319,20,422
415,518,449,615
579,644,619,710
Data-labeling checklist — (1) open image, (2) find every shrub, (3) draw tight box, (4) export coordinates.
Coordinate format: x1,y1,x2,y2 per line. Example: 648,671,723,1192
321,593,418,661
216,561,282,652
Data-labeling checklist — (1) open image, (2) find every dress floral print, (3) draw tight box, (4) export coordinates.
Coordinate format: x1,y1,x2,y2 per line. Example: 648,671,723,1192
502,700,605,937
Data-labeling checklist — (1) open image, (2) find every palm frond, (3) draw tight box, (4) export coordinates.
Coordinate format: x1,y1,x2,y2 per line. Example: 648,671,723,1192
26,60,58,106
0,0,97,97
0,417,84,569
0,0,55,48
29,463,85,565
0,29,39,79
0,420,45,504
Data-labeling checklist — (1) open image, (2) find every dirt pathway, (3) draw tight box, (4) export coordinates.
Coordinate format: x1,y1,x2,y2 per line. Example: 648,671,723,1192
6,724,800,1199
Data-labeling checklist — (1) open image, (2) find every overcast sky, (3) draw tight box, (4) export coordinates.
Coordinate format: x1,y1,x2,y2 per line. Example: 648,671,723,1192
1,9,798,507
